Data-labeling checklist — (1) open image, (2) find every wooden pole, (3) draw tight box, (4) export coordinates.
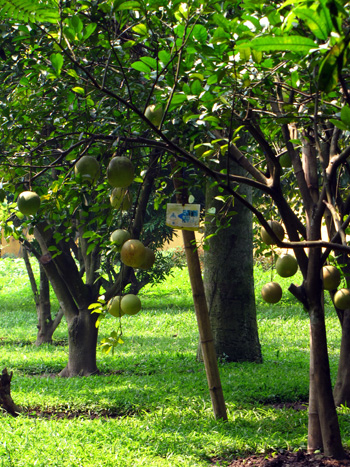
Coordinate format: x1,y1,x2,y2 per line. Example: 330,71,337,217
172,162,227,420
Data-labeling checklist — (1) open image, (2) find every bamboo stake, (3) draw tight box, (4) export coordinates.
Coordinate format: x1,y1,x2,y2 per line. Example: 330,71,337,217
172,162,227,420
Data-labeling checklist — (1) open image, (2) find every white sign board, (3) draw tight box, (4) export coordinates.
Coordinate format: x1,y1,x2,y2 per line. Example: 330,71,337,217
166,203,200,231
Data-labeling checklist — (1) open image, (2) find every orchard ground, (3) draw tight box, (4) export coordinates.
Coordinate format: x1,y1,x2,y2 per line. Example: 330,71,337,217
0,256,350,466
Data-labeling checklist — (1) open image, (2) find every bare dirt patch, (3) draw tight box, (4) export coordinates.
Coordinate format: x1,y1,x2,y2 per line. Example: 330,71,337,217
216,450,350,466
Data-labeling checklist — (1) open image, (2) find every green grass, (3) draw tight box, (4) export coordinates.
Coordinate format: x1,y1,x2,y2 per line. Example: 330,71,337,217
0,257,349,466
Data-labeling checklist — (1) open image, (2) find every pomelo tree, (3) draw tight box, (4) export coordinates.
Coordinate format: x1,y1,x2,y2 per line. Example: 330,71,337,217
2,0,350,456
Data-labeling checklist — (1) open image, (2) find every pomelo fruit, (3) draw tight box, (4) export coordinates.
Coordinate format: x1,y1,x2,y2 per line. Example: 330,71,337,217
138,247,156,270
145,104,164,127
107,296,124,318
17,191,41,216
261,282,282,304
279,153,292,168
260,220,284,245
322,265,341,291
74,156,100,184
110,187,132,211
334,289,350,310
110,229,131,251
107,156,134,188
276,254,298,278
120,239,146,268
121,294,141,315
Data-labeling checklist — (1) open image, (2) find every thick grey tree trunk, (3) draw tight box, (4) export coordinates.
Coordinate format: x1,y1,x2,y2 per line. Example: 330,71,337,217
201,158,262,362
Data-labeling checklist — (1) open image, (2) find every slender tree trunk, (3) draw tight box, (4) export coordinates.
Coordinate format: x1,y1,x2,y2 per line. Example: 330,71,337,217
307,327,323,453
59,311,99,377
202,158,261,362
306,249,345,459
333,310,350,406
22,247,64,345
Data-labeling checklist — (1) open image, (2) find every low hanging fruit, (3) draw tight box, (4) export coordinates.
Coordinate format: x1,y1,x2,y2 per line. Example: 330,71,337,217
334,289,350,310
322,265,341,291
260,220,284,245
121,294,141,315
107,296,124,317
74,155,101,184
107,156,134,188
110,229,131,251
276,254,298,278
144,104,164,127
17,191,41,216
261,282,282,304
110,187,132,211
120,239,147,268
138,247,156,270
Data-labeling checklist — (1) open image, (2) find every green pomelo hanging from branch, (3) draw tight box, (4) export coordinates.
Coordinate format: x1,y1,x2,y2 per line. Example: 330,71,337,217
276,254,298,278
120,239,147,268
260,220,284,245
261,282,282,304
322,265,341,291
110,229,131,251
74,156,101,184
121,294,141,315
107,156,134,188
17,191,41,216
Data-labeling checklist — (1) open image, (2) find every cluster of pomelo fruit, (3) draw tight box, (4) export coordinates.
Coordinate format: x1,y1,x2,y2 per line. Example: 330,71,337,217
260,220,298,304
16,152,157,318
260,220,349,309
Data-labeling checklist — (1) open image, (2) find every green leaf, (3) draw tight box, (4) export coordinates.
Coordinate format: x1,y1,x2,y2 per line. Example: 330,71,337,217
293,7,330,40
70,15,84,34
115,1,140,10
318,38,348,93
210,27,230,44
193,24,208,43
329,118,349,131
140,56,157,69
83,23,97,41
132,23,148,36
50,53,63,75
170,93,187,105
341,105,350,127
191,80,202,96
131,61,151,73
240,35,317,52
158,50,171,64
72,87,85,95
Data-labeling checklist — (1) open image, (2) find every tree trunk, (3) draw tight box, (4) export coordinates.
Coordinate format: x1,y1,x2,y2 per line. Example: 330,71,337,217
308,306,345,458
306,248,345,459
22,247,63,345
333,309,350,406
0,368,21,416
201,158,261,362
59,310,99,377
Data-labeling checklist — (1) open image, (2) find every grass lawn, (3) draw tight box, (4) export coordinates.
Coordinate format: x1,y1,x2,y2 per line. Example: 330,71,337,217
0,257,349,466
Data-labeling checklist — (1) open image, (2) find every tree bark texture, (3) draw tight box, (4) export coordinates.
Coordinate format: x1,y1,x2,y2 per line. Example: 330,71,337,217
0,368,21,416
22,247,63,345
333,310,350,406
203,159,261,362
306,248,345,459
59,311,99,377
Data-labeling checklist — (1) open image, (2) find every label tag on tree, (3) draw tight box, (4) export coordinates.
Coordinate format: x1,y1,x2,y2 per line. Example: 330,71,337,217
166,203,200,231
